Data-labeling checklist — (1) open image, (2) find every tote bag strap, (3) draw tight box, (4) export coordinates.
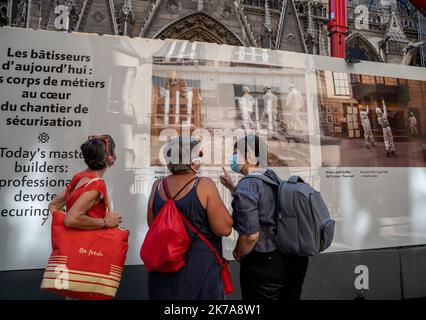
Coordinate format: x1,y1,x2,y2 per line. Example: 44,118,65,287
44,178,110,226
83,177,111,212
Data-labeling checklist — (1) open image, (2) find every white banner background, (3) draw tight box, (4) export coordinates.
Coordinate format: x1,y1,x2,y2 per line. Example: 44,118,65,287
0,28,426,271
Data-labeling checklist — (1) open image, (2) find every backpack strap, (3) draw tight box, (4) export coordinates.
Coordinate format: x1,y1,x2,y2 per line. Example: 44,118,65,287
179,212,224,267
241,174,279,186
162,177,198,200
240,169,281,187
240,170,282,245
162,178,172,199
162,177,223,265
286,176,304,184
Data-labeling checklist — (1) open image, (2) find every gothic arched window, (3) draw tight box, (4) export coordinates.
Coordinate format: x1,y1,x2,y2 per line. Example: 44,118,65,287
0,4,8,26
346,33,383,63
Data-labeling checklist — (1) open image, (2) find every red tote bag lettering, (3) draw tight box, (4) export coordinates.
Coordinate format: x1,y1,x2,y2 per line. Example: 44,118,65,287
41,211,129,300
41,177,129,300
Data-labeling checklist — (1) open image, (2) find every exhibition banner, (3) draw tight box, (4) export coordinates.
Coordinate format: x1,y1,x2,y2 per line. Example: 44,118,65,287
0,27,425,271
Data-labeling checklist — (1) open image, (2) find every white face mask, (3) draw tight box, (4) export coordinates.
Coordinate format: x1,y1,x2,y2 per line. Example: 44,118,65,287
190,156,203,174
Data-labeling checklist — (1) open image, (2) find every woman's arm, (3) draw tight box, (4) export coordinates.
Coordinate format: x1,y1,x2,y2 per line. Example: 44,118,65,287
48,190,66,212
147,179,161,227
64,190,121,230
201,178,233,237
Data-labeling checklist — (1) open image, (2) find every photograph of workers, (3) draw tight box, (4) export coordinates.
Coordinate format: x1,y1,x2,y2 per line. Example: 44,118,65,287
316,70,426,167
149,59,311,167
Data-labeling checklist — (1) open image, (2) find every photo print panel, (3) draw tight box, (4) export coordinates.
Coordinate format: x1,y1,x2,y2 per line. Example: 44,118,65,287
150,59,312,169
316,70,426,167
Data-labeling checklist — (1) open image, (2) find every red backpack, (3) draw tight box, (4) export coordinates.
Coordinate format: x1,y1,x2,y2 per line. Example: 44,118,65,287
140,178,194,273
140,177,234,294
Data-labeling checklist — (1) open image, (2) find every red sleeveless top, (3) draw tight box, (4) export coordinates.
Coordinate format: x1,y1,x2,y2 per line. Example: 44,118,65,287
65,171,108,218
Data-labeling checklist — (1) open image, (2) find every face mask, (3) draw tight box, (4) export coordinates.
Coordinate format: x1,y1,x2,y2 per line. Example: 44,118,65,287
190,156,203,174
229,153,243,173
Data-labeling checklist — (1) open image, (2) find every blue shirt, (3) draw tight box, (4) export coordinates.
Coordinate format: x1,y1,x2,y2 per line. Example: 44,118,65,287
231,168,278,253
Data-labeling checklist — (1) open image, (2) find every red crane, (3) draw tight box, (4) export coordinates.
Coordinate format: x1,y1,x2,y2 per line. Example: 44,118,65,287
328,0,348,58
328,0,426,59
408,0,426,17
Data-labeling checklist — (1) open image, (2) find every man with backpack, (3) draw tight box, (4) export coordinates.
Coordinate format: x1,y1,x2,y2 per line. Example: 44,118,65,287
220,134,334,300
220,135,307,300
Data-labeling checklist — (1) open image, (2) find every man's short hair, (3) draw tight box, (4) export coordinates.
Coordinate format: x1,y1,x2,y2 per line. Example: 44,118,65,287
234,134,267,167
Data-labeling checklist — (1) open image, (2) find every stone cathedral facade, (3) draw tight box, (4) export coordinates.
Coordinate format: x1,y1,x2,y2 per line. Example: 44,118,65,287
0,0,424,66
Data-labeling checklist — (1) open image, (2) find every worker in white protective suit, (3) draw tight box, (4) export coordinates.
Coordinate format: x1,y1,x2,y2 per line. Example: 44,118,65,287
285,83,304,134
260,84,279,139
359,106,375,149
238,87,256,130
376,99,396,157
408,112,419,135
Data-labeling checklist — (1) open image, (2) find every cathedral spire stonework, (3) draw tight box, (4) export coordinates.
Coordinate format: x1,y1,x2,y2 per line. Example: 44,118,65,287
262,0,273,48
2,0,422,66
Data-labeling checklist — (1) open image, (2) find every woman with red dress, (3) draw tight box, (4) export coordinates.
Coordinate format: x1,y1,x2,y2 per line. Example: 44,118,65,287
45,135,124,299
49,135,122,229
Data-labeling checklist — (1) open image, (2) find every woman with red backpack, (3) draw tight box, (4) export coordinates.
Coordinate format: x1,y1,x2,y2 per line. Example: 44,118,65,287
144,136,233,300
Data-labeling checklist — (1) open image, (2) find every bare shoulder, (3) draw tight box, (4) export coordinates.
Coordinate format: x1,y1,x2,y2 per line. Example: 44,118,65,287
196,177,218,209
197,177,220,200
151,178,162,191
197,176,217,189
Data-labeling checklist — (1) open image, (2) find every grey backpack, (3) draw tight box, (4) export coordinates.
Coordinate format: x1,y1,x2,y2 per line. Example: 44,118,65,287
243,170,335,256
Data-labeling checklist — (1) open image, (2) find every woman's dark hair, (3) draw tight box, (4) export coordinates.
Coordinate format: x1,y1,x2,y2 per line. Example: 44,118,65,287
81,134,116,170
163,136,201,174
234,134,267,167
